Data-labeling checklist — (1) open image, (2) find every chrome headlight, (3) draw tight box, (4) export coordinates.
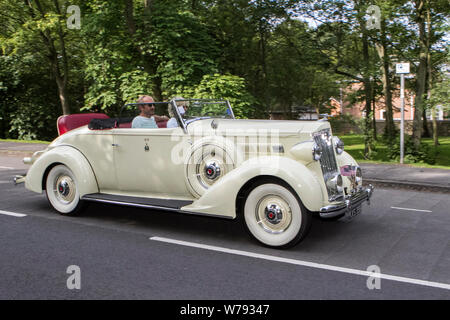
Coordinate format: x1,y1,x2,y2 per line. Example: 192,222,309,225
312,143,322,161
326,173,344,193
334,137,344,155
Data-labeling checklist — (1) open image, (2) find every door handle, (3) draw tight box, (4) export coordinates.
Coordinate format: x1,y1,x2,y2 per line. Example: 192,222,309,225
112,144,119,147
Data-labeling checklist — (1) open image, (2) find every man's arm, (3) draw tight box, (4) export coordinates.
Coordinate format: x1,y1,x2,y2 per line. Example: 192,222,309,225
154,115,169,121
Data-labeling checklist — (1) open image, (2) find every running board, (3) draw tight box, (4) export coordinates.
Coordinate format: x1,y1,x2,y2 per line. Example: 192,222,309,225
81,193,232,219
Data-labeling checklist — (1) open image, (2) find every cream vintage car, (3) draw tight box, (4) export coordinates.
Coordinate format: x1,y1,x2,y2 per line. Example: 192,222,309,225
17,99,373,248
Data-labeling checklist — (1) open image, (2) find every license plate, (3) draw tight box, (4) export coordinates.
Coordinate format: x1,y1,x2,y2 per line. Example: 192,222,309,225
348,205,362,219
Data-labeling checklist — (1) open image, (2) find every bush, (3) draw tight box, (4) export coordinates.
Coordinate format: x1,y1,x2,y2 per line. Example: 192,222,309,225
386,136,437,164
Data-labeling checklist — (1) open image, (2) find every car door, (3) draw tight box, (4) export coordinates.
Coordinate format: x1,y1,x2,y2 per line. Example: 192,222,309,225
111,126,193,200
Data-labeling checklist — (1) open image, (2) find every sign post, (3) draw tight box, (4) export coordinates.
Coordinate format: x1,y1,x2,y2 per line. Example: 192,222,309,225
396,63,410,164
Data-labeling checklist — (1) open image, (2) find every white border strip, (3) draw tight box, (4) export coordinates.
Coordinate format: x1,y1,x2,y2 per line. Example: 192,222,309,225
150,236,450,291
0,210,27,217
391,206,432,213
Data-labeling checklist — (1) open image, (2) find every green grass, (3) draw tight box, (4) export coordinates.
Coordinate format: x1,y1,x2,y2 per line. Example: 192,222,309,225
341,135,450,169
0,138,50,144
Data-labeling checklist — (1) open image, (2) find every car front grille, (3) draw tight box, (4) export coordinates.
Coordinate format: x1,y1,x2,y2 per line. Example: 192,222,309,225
313,129,341,201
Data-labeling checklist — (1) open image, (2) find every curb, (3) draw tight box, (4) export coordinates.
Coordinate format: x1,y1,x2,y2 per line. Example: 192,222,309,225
364,179,450,194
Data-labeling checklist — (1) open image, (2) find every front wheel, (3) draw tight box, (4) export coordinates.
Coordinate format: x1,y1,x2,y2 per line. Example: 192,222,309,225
243,183,311,248
45,164,86,215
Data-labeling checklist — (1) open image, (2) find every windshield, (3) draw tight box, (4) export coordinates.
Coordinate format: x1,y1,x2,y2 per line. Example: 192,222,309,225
171,99,235,126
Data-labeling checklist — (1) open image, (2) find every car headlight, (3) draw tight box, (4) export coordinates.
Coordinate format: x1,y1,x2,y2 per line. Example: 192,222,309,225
327,173,343,193
312,143,322,161
334,137,344,155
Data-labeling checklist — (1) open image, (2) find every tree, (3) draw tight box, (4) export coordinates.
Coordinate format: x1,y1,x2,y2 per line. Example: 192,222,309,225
0,0,83,115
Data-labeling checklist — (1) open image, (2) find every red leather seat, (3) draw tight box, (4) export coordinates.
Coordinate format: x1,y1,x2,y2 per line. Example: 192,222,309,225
57,113,109,135
118,122,132,128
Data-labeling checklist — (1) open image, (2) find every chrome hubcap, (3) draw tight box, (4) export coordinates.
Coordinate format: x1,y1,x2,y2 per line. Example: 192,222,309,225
54,175,75,203
265,204,283,224
204,161,221,180
256,195,292,234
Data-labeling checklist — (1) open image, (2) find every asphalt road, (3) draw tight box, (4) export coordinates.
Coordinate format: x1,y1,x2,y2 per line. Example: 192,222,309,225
0,159,449,300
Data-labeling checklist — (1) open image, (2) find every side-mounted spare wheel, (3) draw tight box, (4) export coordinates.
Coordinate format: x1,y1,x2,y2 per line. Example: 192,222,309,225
45,164,86,215
242,182,312,248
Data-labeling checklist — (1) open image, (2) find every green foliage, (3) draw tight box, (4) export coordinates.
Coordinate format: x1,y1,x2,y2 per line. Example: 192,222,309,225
8,103,57,140
385,136,437,164
329,114,358,134
0,0,449,142
189,74,258,119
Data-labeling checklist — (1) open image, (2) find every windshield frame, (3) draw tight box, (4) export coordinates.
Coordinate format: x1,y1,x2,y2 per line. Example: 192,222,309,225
169,99,235,133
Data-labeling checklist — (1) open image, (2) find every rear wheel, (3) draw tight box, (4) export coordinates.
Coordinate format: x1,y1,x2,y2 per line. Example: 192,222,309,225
243,183,311,248
45,165,86,215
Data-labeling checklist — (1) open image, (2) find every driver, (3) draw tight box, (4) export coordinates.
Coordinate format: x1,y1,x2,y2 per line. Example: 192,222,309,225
132,95,168,128
167,96,189,128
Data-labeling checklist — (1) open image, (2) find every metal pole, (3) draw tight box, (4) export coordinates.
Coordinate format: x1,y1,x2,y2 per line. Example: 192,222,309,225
400,74,405,164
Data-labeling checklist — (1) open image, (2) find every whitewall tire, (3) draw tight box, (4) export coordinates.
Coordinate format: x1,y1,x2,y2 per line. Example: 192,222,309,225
45,165,85,215
243,183,311,248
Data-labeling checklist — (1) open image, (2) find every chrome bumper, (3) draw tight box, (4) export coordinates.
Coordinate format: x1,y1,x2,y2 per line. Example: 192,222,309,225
14,175,26,185
319,184,374,219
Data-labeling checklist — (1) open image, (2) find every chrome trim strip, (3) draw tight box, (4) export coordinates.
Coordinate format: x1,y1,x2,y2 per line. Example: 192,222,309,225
80,196,233,220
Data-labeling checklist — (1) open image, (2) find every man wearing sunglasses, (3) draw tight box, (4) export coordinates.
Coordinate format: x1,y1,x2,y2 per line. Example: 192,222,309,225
131,95,168,128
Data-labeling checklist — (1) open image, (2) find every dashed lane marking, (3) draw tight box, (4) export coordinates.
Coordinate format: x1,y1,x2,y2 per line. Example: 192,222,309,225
391,206,432,213
0,210,27,217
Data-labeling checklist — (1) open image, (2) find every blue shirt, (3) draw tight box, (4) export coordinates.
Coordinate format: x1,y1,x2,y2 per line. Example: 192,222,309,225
167,118,179,128
131,116,158,129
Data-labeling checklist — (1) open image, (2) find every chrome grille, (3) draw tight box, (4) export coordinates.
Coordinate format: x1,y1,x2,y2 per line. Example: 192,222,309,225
313,129,340,201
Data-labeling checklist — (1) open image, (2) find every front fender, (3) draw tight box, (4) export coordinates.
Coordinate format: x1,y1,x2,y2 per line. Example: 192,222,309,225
336,151,359,167
181,156,325,218
25,145,99,196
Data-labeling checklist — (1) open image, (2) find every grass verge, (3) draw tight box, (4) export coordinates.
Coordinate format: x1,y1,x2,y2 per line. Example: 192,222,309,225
341,135,450,169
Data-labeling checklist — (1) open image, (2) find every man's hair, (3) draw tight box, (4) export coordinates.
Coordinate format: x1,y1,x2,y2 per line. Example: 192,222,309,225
137,95,153,104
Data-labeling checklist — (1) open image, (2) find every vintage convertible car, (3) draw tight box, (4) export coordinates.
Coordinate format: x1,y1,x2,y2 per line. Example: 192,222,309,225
17,99,373,248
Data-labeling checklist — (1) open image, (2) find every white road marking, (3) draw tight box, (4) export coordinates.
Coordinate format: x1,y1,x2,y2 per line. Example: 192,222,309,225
391,206,432,213
0,210,27,217
0,166,15,170
150,236,450,291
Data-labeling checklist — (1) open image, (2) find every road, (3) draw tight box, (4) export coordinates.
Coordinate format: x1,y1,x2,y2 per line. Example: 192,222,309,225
0,155,449,300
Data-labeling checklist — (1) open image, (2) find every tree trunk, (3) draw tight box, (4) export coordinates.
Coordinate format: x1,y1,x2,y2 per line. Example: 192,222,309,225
259,24,270,114
426,2,438,146
56,77,71,115
422,108,430,137
372,83,377,141
412,0,427,150
358,3,373,158
375,17,395,140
